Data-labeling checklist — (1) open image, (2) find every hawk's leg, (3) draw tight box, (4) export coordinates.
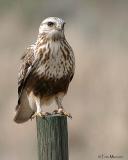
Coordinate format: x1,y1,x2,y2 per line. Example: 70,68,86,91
53,96,72,118
31,98,51,119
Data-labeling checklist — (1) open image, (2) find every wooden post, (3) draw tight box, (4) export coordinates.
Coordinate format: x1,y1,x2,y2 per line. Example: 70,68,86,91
36,115,69,160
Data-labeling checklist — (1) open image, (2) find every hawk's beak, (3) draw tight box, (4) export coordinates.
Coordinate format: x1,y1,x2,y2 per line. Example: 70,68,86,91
56,22,65,31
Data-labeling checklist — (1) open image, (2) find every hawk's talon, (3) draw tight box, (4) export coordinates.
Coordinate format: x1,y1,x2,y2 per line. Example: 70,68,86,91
52,110,58,114
52,108,72,119
31,112,51,120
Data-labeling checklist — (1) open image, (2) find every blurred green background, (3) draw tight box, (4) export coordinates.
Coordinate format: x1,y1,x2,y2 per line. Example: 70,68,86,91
0,0,128,159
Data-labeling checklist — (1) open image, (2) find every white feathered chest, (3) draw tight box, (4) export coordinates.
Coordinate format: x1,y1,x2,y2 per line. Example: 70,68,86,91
36,40,75,80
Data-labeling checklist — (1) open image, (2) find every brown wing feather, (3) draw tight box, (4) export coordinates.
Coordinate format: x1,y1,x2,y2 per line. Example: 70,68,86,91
14,45,37,123
17,45,35,107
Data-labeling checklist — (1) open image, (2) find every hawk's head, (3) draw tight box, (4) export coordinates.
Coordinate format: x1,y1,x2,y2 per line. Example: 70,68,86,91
39,17,65,40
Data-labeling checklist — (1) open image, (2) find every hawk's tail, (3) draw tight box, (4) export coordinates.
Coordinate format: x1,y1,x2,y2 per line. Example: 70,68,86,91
14,91,34,123
14,104,34,123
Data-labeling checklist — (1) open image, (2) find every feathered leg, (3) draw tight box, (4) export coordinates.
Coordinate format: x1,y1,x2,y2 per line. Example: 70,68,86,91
31,97,51,119
53,96,72,118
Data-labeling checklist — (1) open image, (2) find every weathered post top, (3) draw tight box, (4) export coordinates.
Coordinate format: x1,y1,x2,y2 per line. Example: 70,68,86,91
36,115,69,160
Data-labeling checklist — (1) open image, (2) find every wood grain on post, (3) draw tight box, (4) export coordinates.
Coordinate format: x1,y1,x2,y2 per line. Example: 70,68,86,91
36,115,69,160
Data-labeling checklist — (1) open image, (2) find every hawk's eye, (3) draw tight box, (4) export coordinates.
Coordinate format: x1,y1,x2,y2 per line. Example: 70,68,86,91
47,22,54,27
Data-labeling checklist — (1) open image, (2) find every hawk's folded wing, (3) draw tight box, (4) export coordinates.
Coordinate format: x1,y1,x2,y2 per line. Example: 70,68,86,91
14,45,37,123
18,46,35,95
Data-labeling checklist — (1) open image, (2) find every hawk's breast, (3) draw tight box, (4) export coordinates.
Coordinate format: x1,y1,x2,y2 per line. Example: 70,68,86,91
27,41,74,97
